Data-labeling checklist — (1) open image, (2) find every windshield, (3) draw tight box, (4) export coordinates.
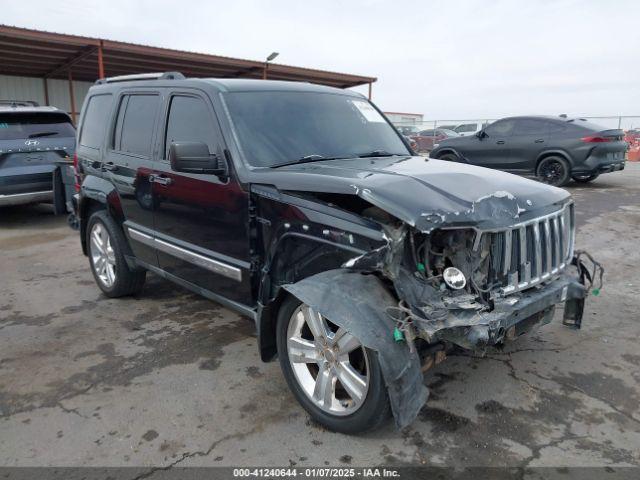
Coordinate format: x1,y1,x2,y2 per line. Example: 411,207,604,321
0,112,75,141
223,91,410,167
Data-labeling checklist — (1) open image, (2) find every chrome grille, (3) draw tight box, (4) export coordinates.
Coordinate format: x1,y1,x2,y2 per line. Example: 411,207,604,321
479,203,574,295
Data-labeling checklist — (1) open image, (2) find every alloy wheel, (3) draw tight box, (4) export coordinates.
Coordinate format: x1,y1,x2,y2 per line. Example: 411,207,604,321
539,159,565,185
286,305,369,416
89,222,116,288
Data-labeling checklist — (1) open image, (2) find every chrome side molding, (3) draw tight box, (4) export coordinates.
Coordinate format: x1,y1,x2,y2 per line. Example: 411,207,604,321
127,227,242,282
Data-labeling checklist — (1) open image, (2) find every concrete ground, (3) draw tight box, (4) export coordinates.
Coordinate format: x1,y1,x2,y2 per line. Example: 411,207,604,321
1,164,639,471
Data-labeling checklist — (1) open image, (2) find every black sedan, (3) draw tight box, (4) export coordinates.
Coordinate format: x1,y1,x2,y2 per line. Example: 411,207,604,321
430,115,627,186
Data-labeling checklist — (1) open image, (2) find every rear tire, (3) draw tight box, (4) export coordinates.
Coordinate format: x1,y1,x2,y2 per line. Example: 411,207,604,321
536,156,570,187
571,173,599,183
276,296,390,434
87,210,146,298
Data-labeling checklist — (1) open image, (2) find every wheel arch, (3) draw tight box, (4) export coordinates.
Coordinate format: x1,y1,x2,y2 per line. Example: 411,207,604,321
256,233,364,362
431,147,462,158
535,150,574,174
79,175,126,255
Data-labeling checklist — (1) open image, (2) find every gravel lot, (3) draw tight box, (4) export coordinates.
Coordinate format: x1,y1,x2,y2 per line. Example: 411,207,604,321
1,164,639,471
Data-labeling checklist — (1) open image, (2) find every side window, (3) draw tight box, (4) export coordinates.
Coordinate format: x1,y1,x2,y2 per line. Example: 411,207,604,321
546,121,567,135
485,119,515,137
513,119,547,136
113,94,160,157
79,94,112,149
164,95,217,158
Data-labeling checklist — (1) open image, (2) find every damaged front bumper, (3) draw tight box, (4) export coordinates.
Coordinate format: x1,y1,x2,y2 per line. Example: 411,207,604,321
283,253,601,429
430,272,586,350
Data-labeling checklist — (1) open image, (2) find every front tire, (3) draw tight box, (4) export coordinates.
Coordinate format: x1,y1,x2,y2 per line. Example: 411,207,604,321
438,152,461,163
87,210,146,298
276,296,390,434
572,173,599,183
536,156,571,187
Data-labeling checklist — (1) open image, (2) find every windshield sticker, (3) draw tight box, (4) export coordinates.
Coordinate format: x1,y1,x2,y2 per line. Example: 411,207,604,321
350,100,386,123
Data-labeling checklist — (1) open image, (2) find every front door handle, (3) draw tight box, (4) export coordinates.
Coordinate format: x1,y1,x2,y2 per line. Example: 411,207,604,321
496,140,505,145
534,138,545,143
102,162,118,171
149,174,173,186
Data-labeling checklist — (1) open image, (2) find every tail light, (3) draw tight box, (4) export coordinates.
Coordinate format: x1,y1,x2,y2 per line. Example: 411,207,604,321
73,152,81,193
581,135,612,143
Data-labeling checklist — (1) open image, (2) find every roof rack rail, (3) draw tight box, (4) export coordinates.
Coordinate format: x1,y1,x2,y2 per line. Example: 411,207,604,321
0,100,40,107
95,72,185,85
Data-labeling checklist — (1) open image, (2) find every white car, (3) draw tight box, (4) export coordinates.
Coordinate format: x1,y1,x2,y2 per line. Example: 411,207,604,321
452,121,490,136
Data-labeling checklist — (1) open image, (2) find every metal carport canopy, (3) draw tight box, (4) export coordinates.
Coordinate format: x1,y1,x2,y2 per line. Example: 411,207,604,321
0,25,377,89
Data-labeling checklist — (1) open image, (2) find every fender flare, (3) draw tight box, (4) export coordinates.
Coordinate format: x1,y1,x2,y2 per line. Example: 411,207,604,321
282,269,428,429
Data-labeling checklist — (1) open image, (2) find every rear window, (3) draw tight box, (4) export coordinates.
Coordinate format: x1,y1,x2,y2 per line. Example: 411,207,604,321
0,112,75,141
79,94,112,148
113,94,160,157
513,119,548,135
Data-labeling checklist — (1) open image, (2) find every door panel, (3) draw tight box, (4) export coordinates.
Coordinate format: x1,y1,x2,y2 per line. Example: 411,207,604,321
151,92,253,305
104,92,162,266
508,119,549,171
465,119,515,168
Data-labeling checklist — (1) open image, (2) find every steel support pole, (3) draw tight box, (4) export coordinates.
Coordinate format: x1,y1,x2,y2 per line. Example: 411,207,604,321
368,82,372,100
98,40,105,79
42,78,49,105
68,70,76,125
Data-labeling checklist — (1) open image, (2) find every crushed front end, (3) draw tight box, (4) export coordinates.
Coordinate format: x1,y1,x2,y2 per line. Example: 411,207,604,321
280,190,603,429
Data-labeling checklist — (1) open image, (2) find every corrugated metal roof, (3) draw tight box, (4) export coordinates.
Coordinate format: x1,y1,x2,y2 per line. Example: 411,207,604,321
0,24,376,88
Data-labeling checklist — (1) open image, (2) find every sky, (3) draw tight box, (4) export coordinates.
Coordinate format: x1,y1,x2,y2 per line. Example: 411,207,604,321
3,0,639,120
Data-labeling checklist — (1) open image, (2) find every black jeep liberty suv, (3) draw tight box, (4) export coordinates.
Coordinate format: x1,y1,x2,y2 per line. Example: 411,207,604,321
75,72,601,433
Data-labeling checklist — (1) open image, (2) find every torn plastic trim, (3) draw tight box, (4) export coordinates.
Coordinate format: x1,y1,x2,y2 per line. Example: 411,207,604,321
282,269,428,429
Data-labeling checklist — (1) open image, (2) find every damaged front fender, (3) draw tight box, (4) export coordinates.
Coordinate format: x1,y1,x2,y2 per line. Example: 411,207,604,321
282,269,428,429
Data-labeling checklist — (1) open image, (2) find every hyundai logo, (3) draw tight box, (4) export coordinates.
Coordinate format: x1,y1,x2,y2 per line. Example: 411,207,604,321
24,140,40,146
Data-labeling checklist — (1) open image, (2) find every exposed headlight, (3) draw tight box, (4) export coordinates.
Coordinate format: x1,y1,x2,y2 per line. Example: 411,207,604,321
443,267,466,290
433,143,440,148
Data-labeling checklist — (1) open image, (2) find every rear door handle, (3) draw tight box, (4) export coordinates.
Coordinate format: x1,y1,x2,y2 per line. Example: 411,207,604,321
149,174,172,186
102,162,118,171
496,140,505,145
534,138,545,143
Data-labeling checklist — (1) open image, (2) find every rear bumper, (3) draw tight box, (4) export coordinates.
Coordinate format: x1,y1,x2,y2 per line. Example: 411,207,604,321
0,190,53,207
597,161,625,174
572,154,626,175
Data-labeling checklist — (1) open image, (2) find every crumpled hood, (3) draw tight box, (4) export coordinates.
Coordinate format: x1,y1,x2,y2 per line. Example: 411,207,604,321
257,156,571,232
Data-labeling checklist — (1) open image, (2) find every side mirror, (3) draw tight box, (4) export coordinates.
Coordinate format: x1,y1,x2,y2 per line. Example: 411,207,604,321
169,142,227,178
476,130,487,139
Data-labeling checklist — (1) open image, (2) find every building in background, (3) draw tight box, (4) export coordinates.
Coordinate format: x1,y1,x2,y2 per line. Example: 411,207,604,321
383,111,424,125
0,25,376,124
